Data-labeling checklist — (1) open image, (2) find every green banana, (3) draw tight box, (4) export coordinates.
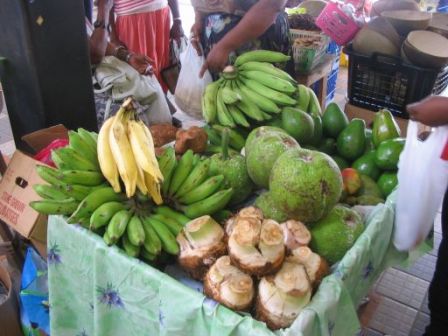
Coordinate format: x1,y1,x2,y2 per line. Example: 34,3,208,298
234,50,290,66
221,86,242,105
178,175,225,205
296,84,311,111
106,209,131,244
154,206,191,226
211,125,245,151
175,158,210,198
232,85,265,121
89,131,98,142
241,78,296,106
66,184,95,202
150,214,183,236
77,128,98,154
69,187,126,223
126,215,146,246
237,81,281,114
181,188,233,219
33,184,70,200
238,61,297,84
226,104,250,128
140,248,156,261
36,165,61,185
168,149,194,196
141,216,162,255
122,235,140,258
206,145,239,156
145,217,179,255
51,150,71,171
52,147,99,172
307,87,322,117
192,154,200,168
30,197,79,215
202,80,222,123
216,87,236,127
68,130,99,168
158,147,177,196
57,170,104,186
260,111,272,120
103,231,113,246
203,126,222,146
90,201,128,230
241,70,296,94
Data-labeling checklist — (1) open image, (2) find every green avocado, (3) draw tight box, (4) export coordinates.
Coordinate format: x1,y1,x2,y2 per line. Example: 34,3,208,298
281,107,315,145
372,109,401,148
336,118,367,161
352,151,381,180
309,115,323,146
266,115,283,129
322,102,349,138
356,175,383,198
318,137,337,155
365,128,375,152
331,155,350,170
377,172,398,197
374,138,405,170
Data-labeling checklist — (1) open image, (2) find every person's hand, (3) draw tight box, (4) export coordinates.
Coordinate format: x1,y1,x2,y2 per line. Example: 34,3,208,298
170,20,185,45
199,42,231,78
190,22,203,56
128,53,154,75
407,96,448,127
97,0,113,16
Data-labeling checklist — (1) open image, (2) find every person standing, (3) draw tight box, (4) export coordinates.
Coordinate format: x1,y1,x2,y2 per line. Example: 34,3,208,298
110,0,185,92
407,95,448,335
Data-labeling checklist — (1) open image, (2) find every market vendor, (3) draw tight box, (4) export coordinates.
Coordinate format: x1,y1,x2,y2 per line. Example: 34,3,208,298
190,0,291,77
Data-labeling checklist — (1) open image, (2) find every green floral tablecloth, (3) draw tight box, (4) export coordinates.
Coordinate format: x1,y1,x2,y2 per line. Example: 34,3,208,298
48,193,423,336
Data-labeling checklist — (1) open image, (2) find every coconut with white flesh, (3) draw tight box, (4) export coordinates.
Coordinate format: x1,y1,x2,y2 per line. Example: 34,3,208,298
291,246,329,287
256,260,311,330
177,215,227,280
281,220,311,251
228,216,285,276
204,256,254,311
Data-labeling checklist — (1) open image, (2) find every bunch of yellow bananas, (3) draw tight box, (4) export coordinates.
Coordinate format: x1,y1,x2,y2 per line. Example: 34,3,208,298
97,98,163,202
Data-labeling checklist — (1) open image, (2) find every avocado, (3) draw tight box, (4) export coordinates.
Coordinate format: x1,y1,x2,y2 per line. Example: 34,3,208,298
374,138,405,170
377,172,398,197
365,128,375,152
336,118,367,161
255,192,289,222
322,102,349,138
331,155,349,170
372,109,401,148
266,115,283,129
309,115,323,146
357,174,383,198
352,151,381,180
281,107,315,145
318,137,337,155
310,205,364,265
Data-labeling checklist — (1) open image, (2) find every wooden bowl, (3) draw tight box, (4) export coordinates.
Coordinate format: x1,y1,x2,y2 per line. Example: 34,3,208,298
404,30,448,68
381,10,432,36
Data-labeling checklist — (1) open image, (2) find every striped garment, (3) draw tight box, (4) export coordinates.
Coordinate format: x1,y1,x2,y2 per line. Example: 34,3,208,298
114,0,168,16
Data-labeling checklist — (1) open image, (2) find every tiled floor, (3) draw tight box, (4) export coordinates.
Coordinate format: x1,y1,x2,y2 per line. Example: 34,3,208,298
0,65,441,335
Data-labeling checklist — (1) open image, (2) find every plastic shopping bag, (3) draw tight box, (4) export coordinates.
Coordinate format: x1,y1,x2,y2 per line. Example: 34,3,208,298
394,121,448,251
174,42,212,119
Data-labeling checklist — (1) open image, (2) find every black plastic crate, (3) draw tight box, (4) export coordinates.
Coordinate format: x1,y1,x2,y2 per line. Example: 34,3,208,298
344,45,448,119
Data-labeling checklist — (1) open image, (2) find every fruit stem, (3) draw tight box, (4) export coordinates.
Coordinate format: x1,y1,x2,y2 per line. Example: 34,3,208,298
221,128,230,160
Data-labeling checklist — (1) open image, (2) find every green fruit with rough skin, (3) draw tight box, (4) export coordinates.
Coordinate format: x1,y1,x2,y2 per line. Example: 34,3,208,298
337,118,367,161
356,195,384,206
310,205,364,264
318,138,337,155
375,138,405,170
269,148,343,222
322,102,349,138
254,192,288,222
245,126,288,157
352,151,381,180
246,131,299,189
377,172,398,197
281,107,315,145
331,155,349,170
309,115,323,146
372,109,401,148
357,175,383,198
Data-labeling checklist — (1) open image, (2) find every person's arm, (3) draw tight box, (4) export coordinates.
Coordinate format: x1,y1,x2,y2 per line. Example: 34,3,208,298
169,0,185,44
407,96,448,127
191,10,204,55
200,0,287,76
89,0,113,64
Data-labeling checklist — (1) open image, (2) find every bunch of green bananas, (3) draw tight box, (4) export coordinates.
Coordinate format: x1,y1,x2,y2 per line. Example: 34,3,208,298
158,147,233,219
202,50,298,127
203,125,246,155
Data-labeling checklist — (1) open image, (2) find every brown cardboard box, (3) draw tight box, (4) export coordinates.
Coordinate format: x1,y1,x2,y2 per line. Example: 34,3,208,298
0,125,68,258
0,264,22,336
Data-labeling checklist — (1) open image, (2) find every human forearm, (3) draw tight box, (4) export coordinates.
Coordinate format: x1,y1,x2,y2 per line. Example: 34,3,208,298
407,96,448,127
168,0,181,19
89,4,110,64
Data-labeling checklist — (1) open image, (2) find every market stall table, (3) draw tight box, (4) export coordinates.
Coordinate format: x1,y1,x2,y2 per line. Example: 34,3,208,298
47,194,419,336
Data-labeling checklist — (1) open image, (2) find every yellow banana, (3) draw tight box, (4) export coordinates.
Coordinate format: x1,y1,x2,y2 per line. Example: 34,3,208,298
136,165,148,195
145,172,163,205
97,116,121,193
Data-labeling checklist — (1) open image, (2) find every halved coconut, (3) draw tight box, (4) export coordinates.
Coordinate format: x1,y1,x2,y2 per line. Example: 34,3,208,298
404,30,448,68
291,246,329,288
228,218,285,276
371,0,419,17
281,220,311,251
381,10,432,36
429,13,448,38
204,256,254,311
177,216,227,280
256,261,311,330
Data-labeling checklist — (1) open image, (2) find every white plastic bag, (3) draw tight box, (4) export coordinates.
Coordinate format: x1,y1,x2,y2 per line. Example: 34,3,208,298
394,121,448,251
174,42,212,119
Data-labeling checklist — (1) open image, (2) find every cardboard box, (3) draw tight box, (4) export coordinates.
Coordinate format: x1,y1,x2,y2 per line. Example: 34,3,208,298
0,264,22,336
0,125,68,257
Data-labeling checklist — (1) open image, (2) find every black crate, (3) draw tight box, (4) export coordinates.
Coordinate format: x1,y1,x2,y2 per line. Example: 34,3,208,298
344,45,448,119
